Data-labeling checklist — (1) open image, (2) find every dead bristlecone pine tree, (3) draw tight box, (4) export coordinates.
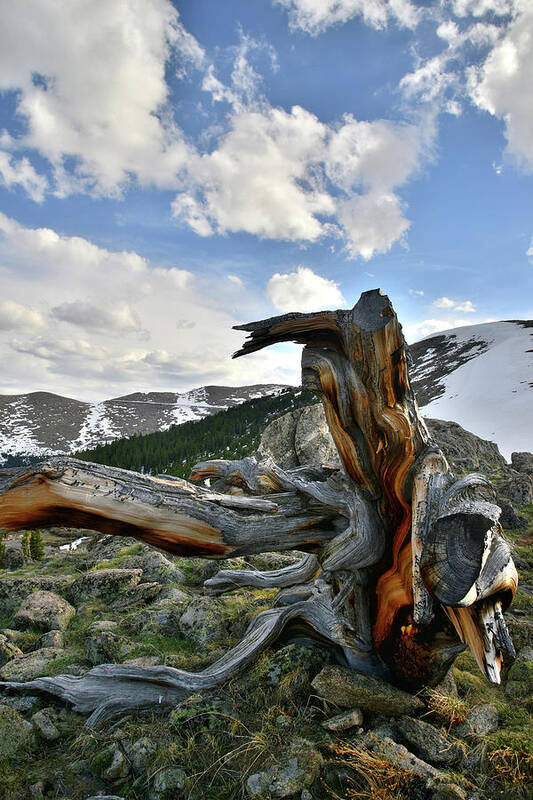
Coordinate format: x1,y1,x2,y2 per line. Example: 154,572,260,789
0,290,518,725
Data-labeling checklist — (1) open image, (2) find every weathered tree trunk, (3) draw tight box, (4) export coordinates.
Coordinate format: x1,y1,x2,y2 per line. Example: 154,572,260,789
0,290,518,723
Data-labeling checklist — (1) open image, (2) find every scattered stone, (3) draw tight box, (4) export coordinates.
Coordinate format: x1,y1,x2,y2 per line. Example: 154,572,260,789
507,615,533,650
85,625,130,666
123,655,160,667
179,597,227,645
0,647,65,681
0,628,26,646
364,732,443,786
498,500,528,530
312,665,425,716
31,707,60,742
120,550,185,585
0,704,32,760
110,581,162,611
260,643,332,700
68,568,142,605
0,693,39,711
505,648,533,700
498,473,533,506
149,766,186,799
2,541,25,570
246,739,322,798
36,629,64,649
124,735,157,772
455,704,499,737
430,781,468,800
103,749,130,781
395,716,462,766
14,590,75,632
0,633,23,666
0,575,72,616
322,708,364,732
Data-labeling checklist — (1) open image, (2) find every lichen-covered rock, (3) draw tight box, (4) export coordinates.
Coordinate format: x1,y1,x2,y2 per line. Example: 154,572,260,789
255,643,333,701
36,630,64,649
364,731,443,786
103,748,130,781
498,500,528,530
110,581,163,611
0,575,72,616
498,473,533,506
322,708,363,732
31,707,60,742
149,766,186,799
2,541,25,570
246,739,322,798
68,568,142,604
0,633,23,666
119,550,185,585
85,623,131,665
312,665,425,716
455,704,499,737
395,716,462,766
0,647,65,681
178,597,227,645
511,451,533,476
14,590,75,632
505,648,533,700
123,735,157,772
0,704,32,761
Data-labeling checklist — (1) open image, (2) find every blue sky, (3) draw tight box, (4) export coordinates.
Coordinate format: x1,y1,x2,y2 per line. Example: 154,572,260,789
0,0,532,400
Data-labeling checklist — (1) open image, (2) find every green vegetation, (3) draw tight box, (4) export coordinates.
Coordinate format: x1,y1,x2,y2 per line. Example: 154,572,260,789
0,530,5,568
76,388,317,477
29,529,45,561
21,531,30,559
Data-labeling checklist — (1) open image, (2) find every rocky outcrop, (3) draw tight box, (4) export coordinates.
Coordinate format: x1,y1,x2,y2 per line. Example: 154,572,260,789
68,568,142,605
13,590,75,632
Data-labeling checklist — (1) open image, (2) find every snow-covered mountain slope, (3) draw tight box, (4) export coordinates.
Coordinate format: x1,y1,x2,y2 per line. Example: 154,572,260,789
409,320,532,460
0,384,288,462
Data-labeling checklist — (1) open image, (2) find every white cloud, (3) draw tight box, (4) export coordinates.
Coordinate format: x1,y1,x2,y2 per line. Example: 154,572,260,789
0,151,48,202
433,296,476,312
0,300,45,332
337,190,410,259
527,237,533,257
51,301,145,335
403,317,479,342
409,288,424,296
468,0,533,169
265,266,345,312
275,0,420,34
451,0,515,17
227,275,244,286
0,0,202,196
0,213,302,399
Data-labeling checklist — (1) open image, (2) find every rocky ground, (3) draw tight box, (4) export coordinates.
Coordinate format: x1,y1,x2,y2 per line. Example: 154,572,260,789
0,408,532,800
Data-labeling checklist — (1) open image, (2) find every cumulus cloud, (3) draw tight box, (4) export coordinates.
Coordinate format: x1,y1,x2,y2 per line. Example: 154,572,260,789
408,288,424,296
51,301,145,335
275,0,420,35
0,151,48,201
0,300,45,332
527,237,533,257
265,266,345,312
433,297,476,312
403,317,478,342
0,0,202,196
0,213,302,398
468,0,533,169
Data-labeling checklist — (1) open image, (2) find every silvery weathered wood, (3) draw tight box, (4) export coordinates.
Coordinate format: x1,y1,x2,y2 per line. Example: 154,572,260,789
0,289,518,724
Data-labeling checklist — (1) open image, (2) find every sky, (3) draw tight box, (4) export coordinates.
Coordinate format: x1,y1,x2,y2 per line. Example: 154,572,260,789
0,0,532,401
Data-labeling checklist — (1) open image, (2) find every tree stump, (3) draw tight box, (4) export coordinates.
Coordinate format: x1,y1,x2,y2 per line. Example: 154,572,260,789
0,290,517,724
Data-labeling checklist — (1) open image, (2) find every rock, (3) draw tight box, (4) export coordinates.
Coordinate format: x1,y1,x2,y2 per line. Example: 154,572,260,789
85,624,130,665
0,647,65,681
507,615,533,650
246,739,322,798
31,707,60,741
86,796,125,800
0,628,27,646
68,568,142,604
498,473,533,506
498,500,528,530
259,644,332,700
455,704,499,737
511,451,533,476
395,716,462,766
312,666,425,716
430,782,468,800
364,732,443,786
149,766,186,799
123,655,161,667
0,694,39,712
294,404,339,466
110,581,163,611
178,597,227,645
505,648,533,700
0,575,73,616
36,630,64,649
0,633,23,666
0,704,32,761
103,748,130,781
322,708,363,732
124,735,157,772
2,541,25,570
14,590,75,632
120,550,185,585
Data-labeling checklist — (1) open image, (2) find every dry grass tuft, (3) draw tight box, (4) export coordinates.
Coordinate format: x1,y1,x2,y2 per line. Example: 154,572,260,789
330,740,416,800
424,687,469,728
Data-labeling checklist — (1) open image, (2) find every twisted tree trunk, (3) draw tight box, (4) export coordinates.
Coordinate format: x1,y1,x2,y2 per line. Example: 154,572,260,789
0,290,518,723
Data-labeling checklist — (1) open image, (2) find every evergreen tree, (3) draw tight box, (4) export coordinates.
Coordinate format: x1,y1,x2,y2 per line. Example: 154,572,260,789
21,530,30,559
0,530,5,568
29,529,45,561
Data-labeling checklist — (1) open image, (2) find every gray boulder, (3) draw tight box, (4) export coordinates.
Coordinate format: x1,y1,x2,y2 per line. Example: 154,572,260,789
0,704,32,760
14,590,75,632
149,766,186,799
395,715,462,766
0,633,23,666
0,575,73,616
68,568,142,604
179,597,227,645
455,704,499,737
312,665,425,716
511,451,533,475
31,707,60,741
2,540,25,570
0,647,65,681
